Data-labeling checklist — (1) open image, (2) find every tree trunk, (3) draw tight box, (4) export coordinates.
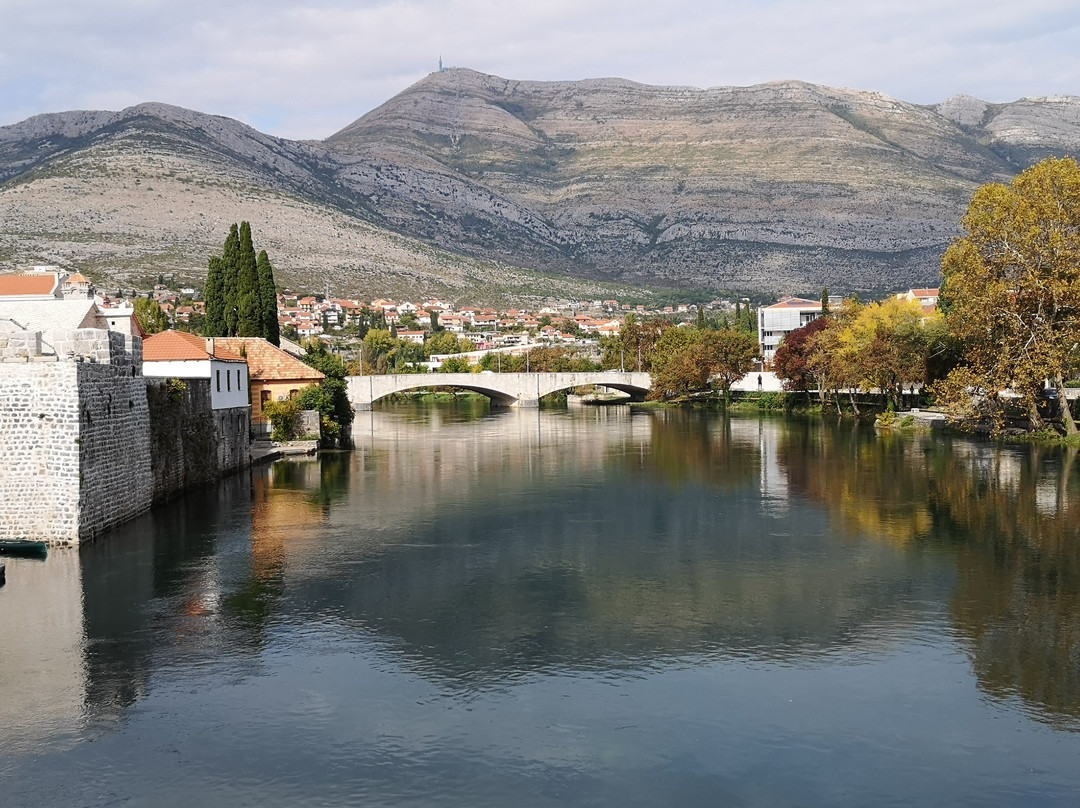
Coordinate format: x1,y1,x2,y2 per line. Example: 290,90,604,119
1028,399,1045,432
1054,374,1078,436
848,389,861,417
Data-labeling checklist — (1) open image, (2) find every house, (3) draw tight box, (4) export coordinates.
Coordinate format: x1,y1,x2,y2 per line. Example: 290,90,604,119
897,288,941,315
758,298,823,363
142,331,250,411
214,337,325,431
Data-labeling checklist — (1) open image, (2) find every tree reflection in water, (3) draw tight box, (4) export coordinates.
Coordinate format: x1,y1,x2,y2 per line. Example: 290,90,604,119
776,420,1080,727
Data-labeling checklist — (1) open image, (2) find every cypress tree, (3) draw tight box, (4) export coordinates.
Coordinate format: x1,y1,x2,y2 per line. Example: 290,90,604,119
235,222,262,336
203,256,227,336
821,287,830,316
257,249,280,345
221,223,241,335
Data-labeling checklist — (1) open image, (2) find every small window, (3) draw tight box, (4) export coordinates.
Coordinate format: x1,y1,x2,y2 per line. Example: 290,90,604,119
227,370,231,391
216,370,221,392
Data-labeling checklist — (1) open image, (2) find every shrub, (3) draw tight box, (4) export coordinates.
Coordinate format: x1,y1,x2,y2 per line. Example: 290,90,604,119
262,398,301,442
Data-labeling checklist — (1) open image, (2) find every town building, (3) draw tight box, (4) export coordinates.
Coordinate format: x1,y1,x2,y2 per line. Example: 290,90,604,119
214,337,325,434
758,298,824,364
143,331,250,411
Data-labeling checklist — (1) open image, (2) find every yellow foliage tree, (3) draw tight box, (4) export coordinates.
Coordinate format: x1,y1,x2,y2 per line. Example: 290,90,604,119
936,156,1080,434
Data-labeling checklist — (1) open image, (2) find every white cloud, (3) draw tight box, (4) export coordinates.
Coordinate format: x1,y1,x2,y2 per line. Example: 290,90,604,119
1,0,1077,138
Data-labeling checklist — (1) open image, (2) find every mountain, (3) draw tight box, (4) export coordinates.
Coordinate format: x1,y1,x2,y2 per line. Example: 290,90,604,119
2,70,1079,299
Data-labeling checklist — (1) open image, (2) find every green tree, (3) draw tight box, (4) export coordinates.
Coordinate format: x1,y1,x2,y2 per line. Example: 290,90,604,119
134,297,168,334
706,328,760,406
203,256,227,336
437,356,473,373
936,156,1080,434
299,340,354,446
235,222,261,336
362,329,398,374
647,326,758,404
426,329,462,356
257,250,280,346
221,223,241,335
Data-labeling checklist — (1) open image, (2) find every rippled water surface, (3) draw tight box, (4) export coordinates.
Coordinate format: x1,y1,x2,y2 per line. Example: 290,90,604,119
3,404,1080,806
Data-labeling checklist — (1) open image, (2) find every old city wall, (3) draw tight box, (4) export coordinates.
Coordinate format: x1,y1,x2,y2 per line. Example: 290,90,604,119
0,359,154,545
1,328,250,545
0,362,83,544
76,363,153,543
147,379,250,504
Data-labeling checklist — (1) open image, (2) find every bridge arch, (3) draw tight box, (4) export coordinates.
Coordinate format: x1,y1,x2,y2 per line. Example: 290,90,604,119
347,372,652,410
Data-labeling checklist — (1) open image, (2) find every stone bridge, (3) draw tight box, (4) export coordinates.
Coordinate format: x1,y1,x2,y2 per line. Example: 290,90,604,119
347,371,652,410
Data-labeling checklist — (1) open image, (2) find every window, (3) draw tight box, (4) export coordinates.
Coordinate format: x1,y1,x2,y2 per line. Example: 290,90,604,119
227,369,231,391
216,369,221,392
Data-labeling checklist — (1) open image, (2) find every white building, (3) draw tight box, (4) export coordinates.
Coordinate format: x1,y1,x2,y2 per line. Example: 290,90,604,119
758,298,823,364
142,331,250,410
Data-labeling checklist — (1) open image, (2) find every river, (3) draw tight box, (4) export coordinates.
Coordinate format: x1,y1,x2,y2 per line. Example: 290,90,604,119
2,404,1079,806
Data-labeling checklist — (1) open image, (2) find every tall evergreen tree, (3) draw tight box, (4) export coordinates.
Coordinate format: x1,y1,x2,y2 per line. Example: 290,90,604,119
235,222,262,336
256,249,280,345
204,256,227,336
221,223,241,335
821,287,831,316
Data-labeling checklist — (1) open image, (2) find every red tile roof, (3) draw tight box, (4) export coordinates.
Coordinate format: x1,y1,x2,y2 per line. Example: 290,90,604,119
764,298,822,309
0,274,58,297
214,337,324,382
143,330,245,362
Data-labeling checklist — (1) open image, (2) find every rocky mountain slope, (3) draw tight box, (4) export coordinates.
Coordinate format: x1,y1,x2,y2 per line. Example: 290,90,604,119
2,70,1079,299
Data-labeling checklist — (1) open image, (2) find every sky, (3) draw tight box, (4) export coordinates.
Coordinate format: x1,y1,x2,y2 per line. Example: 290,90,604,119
2,0,1078,140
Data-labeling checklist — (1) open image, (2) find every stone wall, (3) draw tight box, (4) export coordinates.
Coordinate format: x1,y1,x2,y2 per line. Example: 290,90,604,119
76,363,153,543
146,378,249,505
0,361,153,545
0,362,82,544
1,328,141,368
1,332,250,544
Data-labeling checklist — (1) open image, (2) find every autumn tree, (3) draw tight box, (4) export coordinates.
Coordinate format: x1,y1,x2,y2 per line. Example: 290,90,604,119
773,316,828,393
647,326,758,404
935,157,1080,434
600,314,673,372
133,297,168,334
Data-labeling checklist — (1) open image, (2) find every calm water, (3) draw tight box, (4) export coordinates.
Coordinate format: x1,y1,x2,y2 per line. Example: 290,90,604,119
2,404,1080,806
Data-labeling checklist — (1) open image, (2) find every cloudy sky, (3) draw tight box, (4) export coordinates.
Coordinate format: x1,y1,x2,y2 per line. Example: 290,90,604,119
2,0,1078,140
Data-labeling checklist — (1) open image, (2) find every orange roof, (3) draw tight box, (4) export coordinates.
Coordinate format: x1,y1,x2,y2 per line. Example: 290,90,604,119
910,288,939,297
143,330,246,362
0,274,58,297
67,272,90,284
215,337,324,382
764,297,821,309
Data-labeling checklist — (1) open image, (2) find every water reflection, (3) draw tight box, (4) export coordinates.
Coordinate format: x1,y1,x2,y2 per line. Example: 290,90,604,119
773,422,1080,727
2,405,1079,763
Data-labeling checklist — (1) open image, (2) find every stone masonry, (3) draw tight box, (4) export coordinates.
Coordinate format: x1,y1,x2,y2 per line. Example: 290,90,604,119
0,359,152,545
1,324,245,545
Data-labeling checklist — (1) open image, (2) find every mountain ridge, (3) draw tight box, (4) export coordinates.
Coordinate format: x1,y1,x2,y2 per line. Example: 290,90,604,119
2,69,1079,300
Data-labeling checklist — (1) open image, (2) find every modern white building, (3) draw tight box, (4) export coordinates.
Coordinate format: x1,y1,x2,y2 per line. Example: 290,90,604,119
758,298,823,364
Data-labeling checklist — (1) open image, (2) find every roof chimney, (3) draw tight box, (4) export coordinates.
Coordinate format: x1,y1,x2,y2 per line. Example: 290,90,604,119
205,337,215,357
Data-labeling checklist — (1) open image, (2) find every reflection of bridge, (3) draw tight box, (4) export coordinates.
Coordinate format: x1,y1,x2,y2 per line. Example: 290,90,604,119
347,372,652,410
